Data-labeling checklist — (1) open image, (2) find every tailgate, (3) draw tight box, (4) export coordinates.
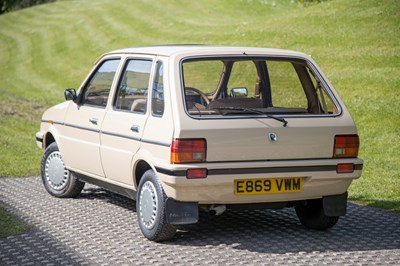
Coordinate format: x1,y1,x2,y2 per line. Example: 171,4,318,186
177,117,356,162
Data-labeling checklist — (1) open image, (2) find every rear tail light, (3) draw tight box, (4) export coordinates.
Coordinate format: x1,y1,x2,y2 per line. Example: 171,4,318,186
333,135,359,158
171,138,207,163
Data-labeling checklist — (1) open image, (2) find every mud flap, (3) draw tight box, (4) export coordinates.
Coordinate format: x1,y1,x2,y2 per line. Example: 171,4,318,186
165,198,199,225
323,192,348,216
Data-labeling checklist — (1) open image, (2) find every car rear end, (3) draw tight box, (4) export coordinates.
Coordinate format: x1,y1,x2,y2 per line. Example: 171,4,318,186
157,47,363,208
157,119,362,205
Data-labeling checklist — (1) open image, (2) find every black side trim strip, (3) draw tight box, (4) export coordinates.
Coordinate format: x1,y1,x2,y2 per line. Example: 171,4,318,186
42,120,170,147
41,119,64,125
156,164,363,177
156,167,187,177
36,136,43,142
100,131,170,146
101,130,141,141
141,138,171,147
74,172,136,200
64,123,100,133
42,120,124,137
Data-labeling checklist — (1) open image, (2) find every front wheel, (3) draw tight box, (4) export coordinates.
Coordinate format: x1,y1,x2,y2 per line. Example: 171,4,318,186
136,170,176,242
41,142,85,198
295,199,339,230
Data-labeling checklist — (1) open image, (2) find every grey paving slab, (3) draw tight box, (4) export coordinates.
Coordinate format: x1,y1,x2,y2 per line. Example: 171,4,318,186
0,176,399,265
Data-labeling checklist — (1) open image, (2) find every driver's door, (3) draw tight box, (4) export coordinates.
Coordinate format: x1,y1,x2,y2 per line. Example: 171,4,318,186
60,58,121,177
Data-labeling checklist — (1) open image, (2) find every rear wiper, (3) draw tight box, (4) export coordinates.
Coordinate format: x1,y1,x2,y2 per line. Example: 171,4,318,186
211,106,288,127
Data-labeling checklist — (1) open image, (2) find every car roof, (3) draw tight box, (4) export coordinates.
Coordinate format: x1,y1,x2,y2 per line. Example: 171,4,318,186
105,45,310,58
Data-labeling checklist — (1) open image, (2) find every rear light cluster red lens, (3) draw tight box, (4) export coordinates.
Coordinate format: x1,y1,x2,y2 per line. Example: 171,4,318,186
333,135,359,158
171,138,207,164
336,163,354,174
186,168,208,179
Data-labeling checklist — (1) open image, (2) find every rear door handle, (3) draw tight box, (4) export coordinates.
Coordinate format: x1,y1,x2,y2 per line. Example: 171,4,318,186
89,118,98,125
130,125,139,133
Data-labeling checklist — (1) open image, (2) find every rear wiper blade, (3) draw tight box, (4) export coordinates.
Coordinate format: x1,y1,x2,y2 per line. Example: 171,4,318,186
211,106,288,127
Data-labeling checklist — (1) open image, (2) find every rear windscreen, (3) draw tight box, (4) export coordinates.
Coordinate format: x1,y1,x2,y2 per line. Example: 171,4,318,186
181,57,338,117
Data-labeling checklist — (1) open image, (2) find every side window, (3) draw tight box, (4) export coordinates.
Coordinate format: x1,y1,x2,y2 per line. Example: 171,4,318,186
152,61,164,116
114,59,153,114
308,68,337,114
227,60,258,98
83,59,120,107
182,60,223,94
268,61,308,109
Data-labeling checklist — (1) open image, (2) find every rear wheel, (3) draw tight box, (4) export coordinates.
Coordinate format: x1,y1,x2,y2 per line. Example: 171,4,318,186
136,169,176,242
41,142,85,198
295,199,339,230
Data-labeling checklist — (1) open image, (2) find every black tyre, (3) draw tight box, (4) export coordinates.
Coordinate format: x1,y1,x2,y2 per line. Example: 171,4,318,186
41,142,85,198
136,169,176,242
295,199,339,230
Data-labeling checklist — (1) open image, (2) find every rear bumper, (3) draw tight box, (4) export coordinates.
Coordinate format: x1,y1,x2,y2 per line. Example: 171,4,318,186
156,158,363,204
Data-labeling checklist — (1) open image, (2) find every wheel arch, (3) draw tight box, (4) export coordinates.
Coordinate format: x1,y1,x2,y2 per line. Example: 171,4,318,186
43,125,64,151
44,132,56,148
133,160,153,190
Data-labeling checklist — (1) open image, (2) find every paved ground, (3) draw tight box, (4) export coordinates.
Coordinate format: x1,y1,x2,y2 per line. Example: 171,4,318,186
0,176,399,265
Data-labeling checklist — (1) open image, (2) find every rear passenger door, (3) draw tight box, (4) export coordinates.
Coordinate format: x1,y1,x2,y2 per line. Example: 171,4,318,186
100,57,154,185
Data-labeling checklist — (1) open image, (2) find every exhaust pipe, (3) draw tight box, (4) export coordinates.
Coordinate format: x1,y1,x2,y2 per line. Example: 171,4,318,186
208,204,226,216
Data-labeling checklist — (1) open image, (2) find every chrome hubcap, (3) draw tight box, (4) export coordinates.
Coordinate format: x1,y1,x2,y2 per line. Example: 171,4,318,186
139,181,158,230
45,151,69,190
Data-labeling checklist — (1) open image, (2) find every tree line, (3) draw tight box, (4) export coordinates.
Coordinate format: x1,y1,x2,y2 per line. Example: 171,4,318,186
1,0,55,15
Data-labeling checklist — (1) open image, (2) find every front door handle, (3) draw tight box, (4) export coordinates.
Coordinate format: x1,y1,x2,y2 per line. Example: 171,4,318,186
130,125,139,133
89,118,98,125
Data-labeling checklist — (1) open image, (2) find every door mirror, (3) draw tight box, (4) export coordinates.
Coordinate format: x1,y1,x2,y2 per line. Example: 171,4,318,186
230,87,248,98
64,88,77,102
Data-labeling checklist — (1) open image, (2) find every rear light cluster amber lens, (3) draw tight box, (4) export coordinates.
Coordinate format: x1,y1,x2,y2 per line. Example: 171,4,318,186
171,138,207,163
333,135,359,158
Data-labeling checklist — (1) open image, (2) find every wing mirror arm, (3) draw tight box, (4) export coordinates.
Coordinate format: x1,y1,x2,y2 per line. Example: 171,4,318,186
64,88,78,103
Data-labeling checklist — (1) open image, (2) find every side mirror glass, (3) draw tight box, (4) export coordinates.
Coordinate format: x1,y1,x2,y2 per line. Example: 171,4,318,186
230,87,248,98
64,88,77,102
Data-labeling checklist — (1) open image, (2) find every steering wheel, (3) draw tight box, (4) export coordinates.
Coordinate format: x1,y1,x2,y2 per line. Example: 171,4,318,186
185,87,210,105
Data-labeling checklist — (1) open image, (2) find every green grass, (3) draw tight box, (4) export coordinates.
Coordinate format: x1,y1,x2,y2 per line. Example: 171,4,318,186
0,0,399,214
0,207,29,237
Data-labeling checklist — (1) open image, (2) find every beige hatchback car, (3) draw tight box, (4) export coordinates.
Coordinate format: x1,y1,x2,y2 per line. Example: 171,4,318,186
36,45,363,241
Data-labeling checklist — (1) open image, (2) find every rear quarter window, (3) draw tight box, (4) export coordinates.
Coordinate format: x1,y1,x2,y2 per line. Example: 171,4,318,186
268,60,307,110
182,60,223,94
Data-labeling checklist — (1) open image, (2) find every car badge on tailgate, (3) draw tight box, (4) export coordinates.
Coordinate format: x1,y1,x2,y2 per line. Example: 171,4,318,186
268,133,277,142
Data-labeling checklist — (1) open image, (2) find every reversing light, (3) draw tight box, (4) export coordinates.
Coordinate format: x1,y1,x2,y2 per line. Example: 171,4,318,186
334,135,359,158
171,138,207,163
